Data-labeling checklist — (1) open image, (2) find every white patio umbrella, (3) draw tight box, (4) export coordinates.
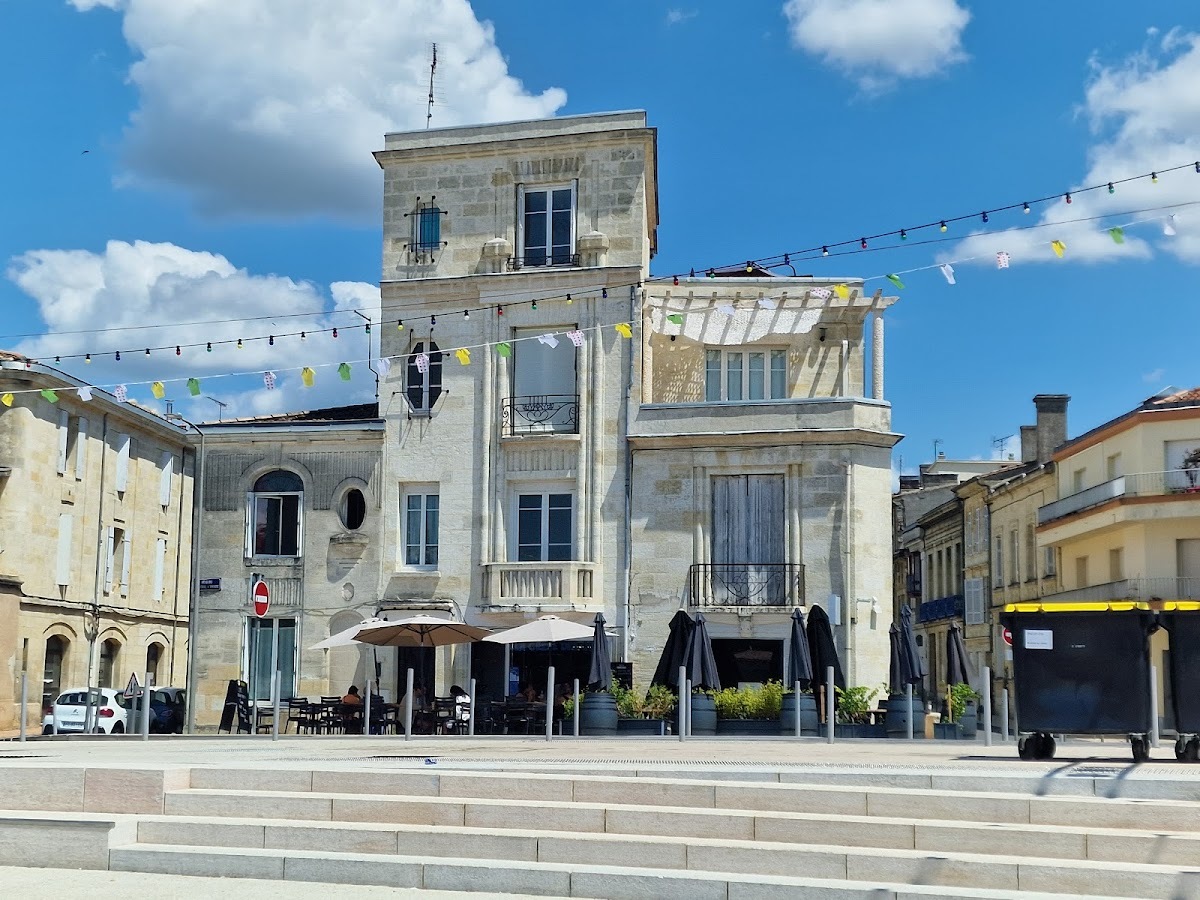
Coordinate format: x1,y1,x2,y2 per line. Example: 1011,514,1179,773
351,614,491,648
481,615,597,645
308,617,387,651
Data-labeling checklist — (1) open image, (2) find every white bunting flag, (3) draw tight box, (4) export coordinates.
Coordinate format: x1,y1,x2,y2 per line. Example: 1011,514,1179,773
757,297,777,310
809,287,831,300
717,304,736,317
114,384,128,403
77,386,92,402
996,252,1010,269
566,330,584,348
1164,215,1177,236
939,264,956,285
376,357,392,378
263,371,276,390
415,353,429,374
537,333,559,349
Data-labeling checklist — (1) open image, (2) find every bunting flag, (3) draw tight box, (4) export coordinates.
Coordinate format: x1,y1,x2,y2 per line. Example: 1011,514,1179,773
300,367,315,387
114,385,128,402
885,274,905,289
809,287,832,299
496,342,512,357
455,348,470,366
415,353,429,374
1051,240,1067,258
614,323,633,339
376,357,392,378
338,362,352,380
939,264,956,285
151,381,165,399
757,297,777,310
566,330,584,347
717,304,736,317
1164,216,1177,236
537,333,559,349
1108,227,1125,244
187,377,201,397
77,386,92,402
996,252,1010,269
833,284,850,299
1,393,12,407
263,371,276,390
40,388,59,403
666,313,684,325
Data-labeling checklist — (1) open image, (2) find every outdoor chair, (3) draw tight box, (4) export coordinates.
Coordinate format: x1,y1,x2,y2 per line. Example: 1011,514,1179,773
284,698,318,734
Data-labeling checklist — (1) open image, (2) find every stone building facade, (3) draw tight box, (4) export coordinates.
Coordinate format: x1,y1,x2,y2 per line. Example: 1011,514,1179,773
0,357,193,736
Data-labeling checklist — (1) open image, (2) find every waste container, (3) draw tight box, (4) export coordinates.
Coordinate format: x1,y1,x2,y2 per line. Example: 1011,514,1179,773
1158,603,1200,762
1001,602,1156,762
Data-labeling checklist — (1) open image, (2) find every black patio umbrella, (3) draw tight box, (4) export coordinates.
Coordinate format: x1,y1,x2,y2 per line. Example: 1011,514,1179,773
888,624,904,695
651,610,696,688
946,623,972,687
806,604,845,690
787,608,814,690
898,604,926,688
586,612,612,691
687,613,721,691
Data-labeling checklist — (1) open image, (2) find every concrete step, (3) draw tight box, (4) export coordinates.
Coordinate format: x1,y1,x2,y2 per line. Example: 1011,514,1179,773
109,843,1158,900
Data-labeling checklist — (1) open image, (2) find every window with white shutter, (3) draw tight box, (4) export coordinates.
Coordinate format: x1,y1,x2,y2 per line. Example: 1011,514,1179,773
75,417,88,480
115,434,131,492
159,451,174,507
56,411,70,474
119,530,131,596
153,537,167,601
56,514,73,586
103,527,115,594
965,577,985,625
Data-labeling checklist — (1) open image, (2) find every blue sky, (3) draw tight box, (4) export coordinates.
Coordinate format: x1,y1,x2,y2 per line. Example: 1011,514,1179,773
2,0,1198,474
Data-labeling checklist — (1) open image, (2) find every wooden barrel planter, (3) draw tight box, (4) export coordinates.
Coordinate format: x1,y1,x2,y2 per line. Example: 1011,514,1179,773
884,693,921,739
689,694,717,735
780,692,819,736
716,718,781,736
579,692,618,736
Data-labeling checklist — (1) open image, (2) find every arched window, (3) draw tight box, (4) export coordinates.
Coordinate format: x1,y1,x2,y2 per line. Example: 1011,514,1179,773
248,470,303,558
42,635,67,709
406,341,443,413
98,638,121,689
146,642,164,685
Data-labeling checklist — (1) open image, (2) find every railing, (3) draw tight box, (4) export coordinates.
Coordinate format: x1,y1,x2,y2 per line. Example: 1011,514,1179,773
688,563,804,608
1042,577,1200,603
502,395,579,436
507,252,580,271
917,594,965,623
484,562,595,608
1038,470,1200,525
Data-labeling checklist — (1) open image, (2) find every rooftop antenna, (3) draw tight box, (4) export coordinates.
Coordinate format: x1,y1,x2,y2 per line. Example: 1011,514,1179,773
205,396,228,421
992,434,1013,459
932,438,944,461
426,43,437,129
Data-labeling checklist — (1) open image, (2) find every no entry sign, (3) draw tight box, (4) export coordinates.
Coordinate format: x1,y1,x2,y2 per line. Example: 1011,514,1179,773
252,579,270,617
1002,626,1013,647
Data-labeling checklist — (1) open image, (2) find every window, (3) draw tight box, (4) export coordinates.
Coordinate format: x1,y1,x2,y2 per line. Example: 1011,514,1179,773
710,475,786,604
98,638,120,689
705,349,788,402
56,411,70,475
1009,529,1019,584
1043,545,1057,578
42,636,67,711
1072,468,1085,494
146,643,163,686
964,577,985,625
518,184,575,267
1106,453,1122,481
340,488,366,530
508,328,578,433
247,470,302,558
75,418,88,480
517,493,573,561
153,537,167,601
245,617,296,702
405,341,443,413
403,492,439,567
410,200,443,254
104,526,129,595
1109,547,1125,582
993,536,1003,587
159,451,175,507
1025,524,1037,582
1075,556,1089,589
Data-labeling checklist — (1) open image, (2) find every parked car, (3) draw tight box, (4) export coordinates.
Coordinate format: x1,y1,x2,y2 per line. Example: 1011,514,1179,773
128,687,186,734
46,688,129,735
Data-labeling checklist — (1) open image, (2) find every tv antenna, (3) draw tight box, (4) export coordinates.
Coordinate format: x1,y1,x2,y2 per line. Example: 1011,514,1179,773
992,434,1013,458
426,43,438,129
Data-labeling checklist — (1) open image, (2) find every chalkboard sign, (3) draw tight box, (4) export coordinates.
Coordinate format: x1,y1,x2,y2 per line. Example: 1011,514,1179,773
217,679,252,734
610,661,633,691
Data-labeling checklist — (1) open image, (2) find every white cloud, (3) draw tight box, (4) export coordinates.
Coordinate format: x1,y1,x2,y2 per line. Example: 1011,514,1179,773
782,0,969,91
71,0,566,221
947,29,1200,267
6,240,380,419
666,9,697,26
1143,367,1167,384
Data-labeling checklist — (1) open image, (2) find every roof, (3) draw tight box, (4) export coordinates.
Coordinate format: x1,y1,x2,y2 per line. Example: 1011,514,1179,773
1150,387,1200,406
204,402,380,426
1052,386,1200,460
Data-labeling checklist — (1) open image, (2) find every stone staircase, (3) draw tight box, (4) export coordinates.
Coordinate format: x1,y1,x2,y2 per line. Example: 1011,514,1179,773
4,762,1200,898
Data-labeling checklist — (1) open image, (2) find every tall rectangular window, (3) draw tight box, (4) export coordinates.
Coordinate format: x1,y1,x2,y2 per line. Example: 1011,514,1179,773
105,526,128,595
1025,523,1037,581
1109,547,1125,582
75,418,88,480
508,328,577,433
411,202,442,253
518,184,575,267
404,492,439,567
1043,545,1057,578
993,535,1003,587
1075,556,1089,589
704,348,788,402
517,493,573,561
245,617,296,702
153,537,168,601
56,411,70,475
1009,529,1019,584
159,451,175,508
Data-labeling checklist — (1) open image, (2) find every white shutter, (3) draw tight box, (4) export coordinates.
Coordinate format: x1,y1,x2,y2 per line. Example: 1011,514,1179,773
56,514,73,586
153,538,167,601
516,183,526,260
159,451,174,507
245,492,256,557
75,417,88,479
120,532,131,595
115,433,131,492
56,411,69,474
103,527,115,593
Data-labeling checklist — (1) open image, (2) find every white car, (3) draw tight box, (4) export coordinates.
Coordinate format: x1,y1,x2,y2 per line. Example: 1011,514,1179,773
43,688,129,735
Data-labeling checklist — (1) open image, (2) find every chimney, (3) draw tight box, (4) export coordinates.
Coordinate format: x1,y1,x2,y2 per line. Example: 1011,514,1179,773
1033,394,1070,463
1020,425,1038,463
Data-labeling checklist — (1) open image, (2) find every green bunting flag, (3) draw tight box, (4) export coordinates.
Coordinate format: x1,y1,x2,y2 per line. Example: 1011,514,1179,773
886,274,905,289
40,389,58,403
667,313,684,325
338,362,352,381
496,343,512,357
187,378,201,397
1108,227,1125,244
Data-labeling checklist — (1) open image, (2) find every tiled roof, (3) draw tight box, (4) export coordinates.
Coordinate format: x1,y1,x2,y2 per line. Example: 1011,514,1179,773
1150,388,1200,406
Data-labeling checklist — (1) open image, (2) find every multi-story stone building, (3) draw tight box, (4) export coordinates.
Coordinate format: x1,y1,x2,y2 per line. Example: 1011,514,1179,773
0,355,194,736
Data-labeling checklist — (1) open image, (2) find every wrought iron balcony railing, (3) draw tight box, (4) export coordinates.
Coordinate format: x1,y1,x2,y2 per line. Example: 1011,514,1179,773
1038,470,1200,525
506,252,581,271
918,594,965,623
502,394,579,436
688,563,804,608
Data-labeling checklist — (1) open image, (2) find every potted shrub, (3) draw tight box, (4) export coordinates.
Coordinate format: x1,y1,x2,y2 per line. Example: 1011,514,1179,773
614,682,674,736
949,682,981,738
714,681,783,736
835,685,885,738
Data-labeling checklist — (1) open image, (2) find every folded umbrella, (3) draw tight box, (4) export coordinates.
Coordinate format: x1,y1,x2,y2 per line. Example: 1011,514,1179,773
787,608,814,690
806,604,845,690
586,612,612,690
651,610,696,688
687,613,721,691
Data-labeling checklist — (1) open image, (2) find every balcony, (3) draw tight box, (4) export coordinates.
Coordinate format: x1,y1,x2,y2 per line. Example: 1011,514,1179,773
501,395,579,436
688,563,804,609
918,594,965,623
506,252,580,271
1042,577,1200,603
483,561,595,609
1038,470,1200,525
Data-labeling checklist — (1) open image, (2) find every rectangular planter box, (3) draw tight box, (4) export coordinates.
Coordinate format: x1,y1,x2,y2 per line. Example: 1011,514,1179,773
934,722,965,740
835,723,887,739
616,718,665,736
715,719,781,736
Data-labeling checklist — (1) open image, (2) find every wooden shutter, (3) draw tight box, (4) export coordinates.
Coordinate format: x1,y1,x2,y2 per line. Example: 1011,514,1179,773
75,418,88,479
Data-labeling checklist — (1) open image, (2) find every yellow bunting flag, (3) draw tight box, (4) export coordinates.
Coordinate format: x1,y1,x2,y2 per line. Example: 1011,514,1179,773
1,393,12,407
614,323,633,339
151,381,165,399
833,284,850,299
455,348,470,366
1050,240,1066,258
301,367,315,387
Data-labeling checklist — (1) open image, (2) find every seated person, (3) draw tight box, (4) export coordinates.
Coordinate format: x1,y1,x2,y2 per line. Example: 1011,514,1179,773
517,682,540,703
341,685,363,706
449,684,468,699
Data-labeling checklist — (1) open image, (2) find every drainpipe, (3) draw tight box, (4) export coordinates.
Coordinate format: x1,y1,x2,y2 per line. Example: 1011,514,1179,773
84,414,110,733
167,441,191,684
166,416,205,734
620,284,637,662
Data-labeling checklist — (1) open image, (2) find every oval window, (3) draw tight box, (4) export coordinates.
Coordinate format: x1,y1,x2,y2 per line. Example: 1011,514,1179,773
341,488,366,530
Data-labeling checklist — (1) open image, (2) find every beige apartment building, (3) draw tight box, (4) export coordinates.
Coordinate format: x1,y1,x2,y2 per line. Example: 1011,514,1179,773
0,356,193,736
